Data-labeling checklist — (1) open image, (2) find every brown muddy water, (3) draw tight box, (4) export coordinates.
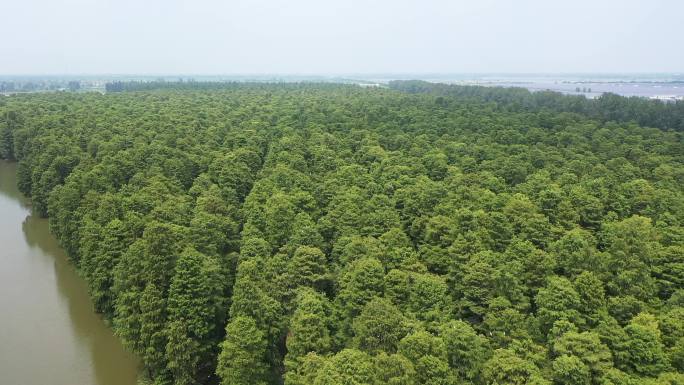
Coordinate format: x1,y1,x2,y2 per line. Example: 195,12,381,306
0,160,139,385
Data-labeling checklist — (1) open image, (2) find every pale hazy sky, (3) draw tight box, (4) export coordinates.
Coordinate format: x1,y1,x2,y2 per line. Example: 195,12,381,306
1,0,682,75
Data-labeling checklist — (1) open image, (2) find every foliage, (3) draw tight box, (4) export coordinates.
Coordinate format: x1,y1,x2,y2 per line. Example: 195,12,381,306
1,81,682,384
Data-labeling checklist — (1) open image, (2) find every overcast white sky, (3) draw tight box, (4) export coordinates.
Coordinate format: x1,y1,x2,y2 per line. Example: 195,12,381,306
1,0,682,75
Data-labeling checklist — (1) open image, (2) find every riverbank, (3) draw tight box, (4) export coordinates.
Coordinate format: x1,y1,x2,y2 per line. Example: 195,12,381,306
0,160,139,385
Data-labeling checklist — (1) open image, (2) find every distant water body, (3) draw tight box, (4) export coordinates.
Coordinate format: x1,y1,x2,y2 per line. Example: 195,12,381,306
460,80,684,100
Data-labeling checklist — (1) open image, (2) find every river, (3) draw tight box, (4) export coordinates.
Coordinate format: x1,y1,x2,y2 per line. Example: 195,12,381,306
0,160,139,385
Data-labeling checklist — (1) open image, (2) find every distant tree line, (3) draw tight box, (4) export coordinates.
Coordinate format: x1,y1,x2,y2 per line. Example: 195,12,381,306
0,80,83,93
104,80,344,93
389,80,684,132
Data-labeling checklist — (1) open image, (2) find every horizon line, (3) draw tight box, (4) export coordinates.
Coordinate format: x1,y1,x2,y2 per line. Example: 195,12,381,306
1,71,683,78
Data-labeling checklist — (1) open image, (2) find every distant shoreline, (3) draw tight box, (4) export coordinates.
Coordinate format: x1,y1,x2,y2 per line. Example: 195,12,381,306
2,74,683,100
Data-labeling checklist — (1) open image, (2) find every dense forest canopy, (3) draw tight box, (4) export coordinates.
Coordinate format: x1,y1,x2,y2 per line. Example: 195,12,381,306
0,82,683,385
